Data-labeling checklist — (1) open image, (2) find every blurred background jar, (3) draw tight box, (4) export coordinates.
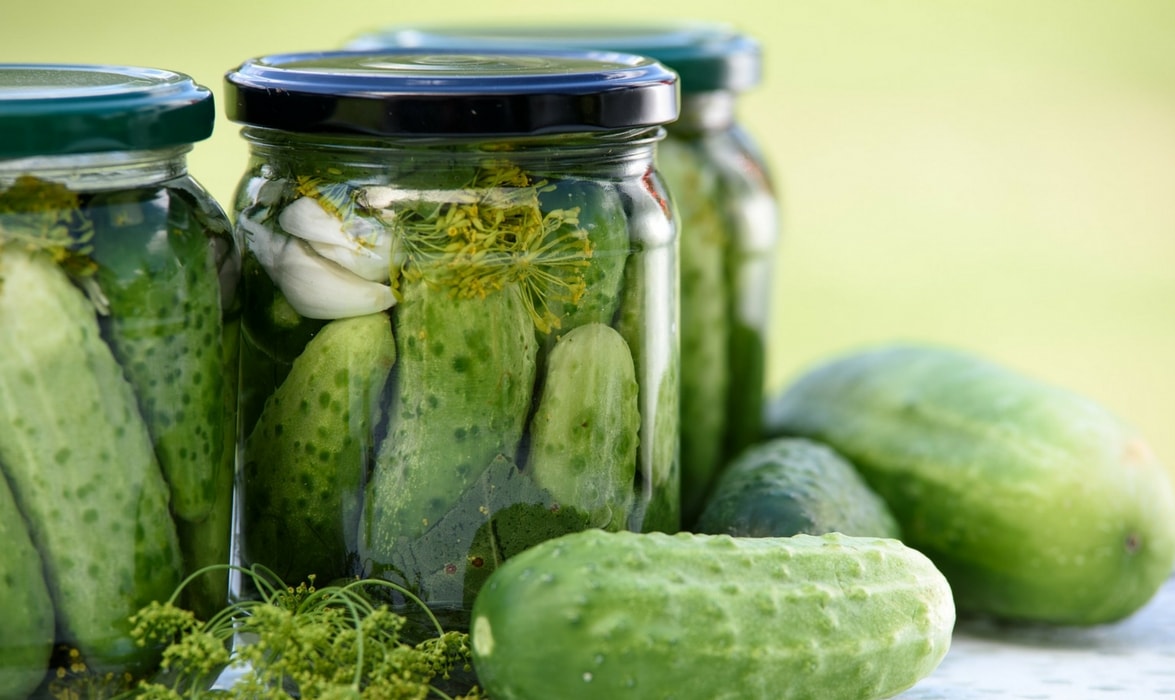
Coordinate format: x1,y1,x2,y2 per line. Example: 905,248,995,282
348,23,781,526
0,64,238,697
223,48,680,628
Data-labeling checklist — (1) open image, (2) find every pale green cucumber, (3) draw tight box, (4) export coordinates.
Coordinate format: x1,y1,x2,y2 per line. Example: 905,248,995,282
764,343,1175,625
526,323,638,530
0,248,182,671
242,312,395,585
471,530,955,700
90,187,231,523
0,472,54,699
659,137,733,525
363,280,537,562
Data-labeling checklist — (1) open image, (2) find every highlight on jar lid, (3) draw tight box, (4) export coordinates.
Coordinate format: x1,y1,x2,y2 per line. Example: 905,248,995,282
346,22,761,94
223,49,680,136
0,64,215,159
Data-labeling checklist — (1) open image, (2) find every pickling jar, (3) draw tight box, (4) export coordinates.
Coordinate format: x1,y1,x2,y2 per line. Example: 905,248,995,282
348,23,781,526
223,49,681,627
0,64,239,697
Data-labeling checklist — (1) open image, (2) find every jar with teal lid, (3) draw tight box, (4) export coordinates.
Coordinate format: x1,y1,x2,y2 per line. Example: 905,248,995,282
348,23,780,526
0,64,238,697
223,49,680,627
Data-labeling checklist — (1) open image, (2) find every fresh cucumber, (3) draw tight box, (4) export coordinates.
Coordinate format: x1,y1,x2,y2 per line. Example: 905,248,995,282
526,323,639,530
471,529,954,700
242,312,396,585
0,248,182,671
764,343,1175,625
693,437,900,538
89,187,232,523
0,471,54,699
363,279,537,561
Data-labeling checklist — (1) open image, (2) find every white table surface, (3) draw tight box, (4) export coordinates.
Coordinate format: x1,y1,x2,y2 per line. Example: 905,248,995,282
898,574,1175,699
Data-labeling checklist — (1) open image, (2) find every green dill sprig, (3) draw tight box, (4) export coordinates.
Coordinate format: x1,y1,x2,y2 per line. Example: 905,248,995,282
0,175,98,279
392,161,592,334
50,565,487,700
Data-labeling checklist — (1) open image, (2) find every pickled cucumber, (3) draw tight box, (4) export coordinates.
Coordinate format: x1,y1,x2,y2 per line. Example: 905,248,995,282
526,323,638,530
0,472,54,699
243,312,396,585
363,280,537,562
0,247,182,671
89,187,233,523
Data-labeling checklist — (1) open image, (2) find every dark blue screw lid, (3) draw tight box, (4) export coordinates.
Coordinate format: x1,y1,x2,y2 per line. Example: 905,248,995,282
223,49,680,137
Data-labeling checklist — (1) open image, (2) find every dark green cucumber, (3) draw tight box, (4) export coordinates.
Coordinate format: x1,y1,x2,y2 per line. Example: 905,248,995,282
0,471,54,699
526,323,639,530
89,187,232,523
693,437,900,538
363,280,537,562
471,530,954,700
0,248,182,671
765,343,1175,625
243,312,396,585
658,137,733,524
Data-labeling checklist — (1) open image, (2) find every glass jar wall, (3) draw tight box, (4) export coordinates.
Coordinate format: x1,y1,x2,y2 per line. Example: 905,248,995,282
347,23,780,526
0,65,238,697
224,49,680,628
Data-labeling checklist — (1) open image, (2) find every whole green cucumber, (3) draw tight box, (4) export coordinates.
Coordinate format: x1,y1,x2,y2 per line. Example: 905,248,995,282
471,530,954,700
363,279,537,562
0,248,182,671
89,187,232,523
0,472,54,699
243,312,396,585
693,437,900,538
764,343,1175,625
526,323,639,531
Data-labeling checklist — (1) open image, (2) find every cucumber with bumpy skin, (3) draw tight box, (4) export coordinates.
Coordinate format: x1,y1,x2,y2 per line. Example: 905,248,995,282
471,529,954,700
693,437,900,538
89,187,232,523
243,312,396,585
0,248,182,671
363,279,537,562
764,343,1175,625
526,323,639,530
0,473,54,700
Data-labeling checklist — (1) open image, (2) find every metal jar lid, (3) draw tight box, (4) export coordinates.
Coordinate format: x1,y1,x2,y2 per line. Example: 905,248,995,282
223,49,680,137
348,23,761,94
0,64,215,159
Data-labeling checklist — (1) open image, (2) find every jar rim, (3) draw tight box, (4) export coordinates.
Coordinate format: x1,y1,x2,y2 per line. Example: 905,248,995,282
223,48,680,137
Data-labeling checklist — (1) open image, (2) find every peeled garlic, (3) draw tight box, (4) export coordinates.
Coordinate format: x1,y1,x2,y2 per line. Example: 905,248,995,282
277,196,393,282
240,215,395,320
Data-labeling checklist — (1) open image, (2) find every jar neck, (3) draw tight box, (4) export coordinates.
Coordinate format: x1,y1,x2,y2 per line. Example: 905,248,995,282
668,91,739,135
240,127,663,181
0,146,191,191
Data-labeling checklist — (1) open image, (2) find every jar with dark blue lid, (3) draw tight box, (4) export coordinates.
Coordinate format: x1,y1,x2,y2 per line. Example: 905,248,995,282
0,64,238,695
346,23,780,527
223,49,681,627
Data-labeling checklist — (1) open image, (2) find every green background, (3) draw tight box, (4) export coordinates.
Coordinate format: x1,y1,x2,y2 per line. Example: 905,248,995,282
4,1,1173,465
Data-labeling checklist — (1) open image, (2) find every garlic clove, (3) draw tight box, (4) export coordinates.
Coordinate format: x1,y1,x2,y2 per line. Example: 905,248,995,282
278,196,394,282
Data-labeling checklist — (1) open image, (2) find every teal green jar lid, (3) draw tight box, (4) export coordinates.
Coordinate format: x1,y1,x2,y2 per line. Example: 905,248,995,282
0,64,215,159
346,22,761,94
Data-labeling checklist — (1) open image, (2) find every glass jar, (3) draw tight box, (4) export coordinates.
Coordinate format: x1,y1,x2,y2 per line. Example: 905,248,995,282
348,23,780,525
224,49,680,626
0,65,238,695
